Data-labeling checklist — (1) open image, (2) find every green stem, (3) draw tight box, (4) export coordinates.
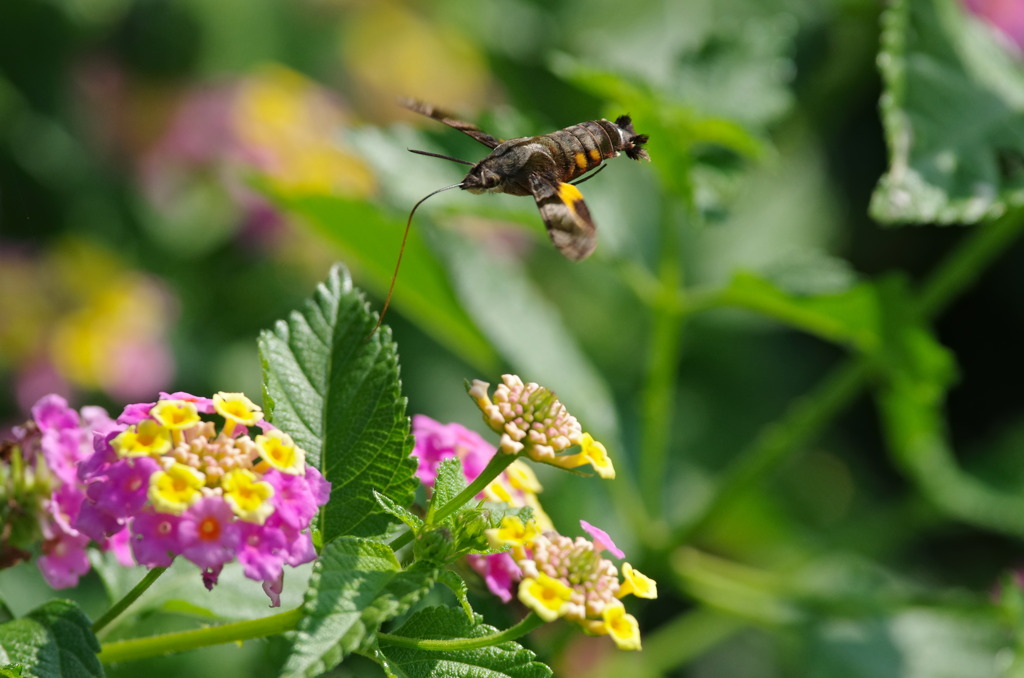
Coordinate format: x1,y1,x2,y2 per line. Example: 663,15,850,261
917,207,1024,318
672,207,1024,545
639,202,687,521
377,611,546,651
97,607,304,664
672,359,871,548
389,452,517,555
92,566,167,634
428,452,516,525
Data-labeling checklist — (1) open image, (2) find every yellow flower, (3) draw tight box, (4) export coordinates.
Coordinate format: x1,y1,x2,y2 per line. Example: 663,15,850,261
549,433,616,479
617,563,658,600
233,65,375,198
518,573,573,622
486,515,540,559
255,429,305,474
213,392,263,430
149,463,205,514
579,434,615,479
151,400,200,430
111,419,171,458
505,460,542,493
484,478,514,504
221,469,275,524
602,602,642,651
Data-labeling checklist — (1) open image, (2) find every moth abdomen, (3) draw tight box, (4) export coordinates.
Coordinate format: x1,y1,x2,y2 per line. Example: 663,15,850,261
543,118,650,182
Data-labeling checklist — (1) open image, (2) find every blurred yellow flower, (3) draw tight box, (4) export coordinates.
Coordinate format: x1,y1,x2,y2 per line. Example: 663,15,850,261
233,65,376,198
2,238,175,407
340,3,492,118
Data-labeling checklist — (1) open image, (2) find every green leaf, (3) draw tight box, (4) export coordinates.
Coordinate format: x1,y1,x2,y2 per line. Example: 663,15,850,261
431,458,469,518
281,537,438,678
717,272,885,352
437,571,475,622
552,55,769,202
259,264,418,541
872,0,1024,224
378,607,552,678
795,606,1011,678
0,600,102,678
374,490,424,532
88,554,312,627
268,193,498,372
871,276,1024,536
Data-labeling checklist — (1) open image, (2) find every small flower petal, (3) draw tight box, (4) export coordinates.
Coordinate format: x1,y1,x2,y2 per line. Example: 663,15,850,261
148,463,205,514
213,392,263,427
255,429,305,475
618,562,658,600
602,602,642,651
111,419,171,458
151,399,200,430
580,433,615,479
222,468,275,524
580,520,625,559
518,573,574,622
178,496,240,569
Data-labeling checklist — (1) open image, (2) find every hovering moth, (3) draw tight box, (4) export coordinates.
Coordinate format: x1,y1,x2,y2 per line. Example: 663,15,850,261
402,98,650,260
372,100,649,332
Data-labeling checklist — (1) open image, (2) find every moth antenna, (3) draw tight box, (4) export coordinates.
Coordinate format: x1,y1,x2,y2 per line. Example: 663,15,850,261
407,148,475,166
370,182,464,337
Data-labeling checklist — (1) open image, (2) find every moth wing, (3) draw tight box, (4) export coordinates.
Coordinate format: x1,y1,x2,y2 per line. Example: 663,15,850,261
400,98,502,149
527,174,597,261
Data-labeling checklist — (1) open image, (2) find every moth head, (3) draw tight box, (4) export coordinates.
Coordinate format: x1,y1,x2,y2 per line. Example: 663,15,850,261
461,164,504,193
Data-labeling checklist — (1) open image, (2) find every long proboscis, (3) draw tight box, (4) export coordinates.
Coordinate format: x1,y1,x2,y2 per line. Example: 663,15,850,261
370,182,464,336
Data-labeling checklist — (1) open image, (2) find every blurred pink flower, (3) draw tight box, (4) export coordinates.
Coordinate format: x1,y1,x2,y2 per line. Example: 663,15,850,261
965,0,1024,51
1,240,177,408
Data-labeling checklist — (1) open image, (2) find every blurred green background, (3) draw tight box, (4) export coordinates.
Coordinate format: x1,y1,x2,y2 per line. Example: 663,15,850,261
3,0,1024,675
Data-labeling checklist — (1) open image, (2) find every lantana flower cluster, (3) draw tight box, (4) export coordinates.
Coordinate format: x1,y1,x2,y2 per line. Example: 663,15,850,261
412,414,551,529
412,376,655,651
0,394,125,588
412,415,552,602
467,375,615,478
74,391,330,604
490,516,657,651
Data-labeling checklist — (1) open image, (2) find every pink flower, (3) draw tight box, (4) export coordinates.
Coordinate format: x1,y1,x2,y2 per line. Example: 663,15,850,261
179,497,241,570
89,457,158,518
38,532,91,589
264,469,319,529
159,392,216,414
411,415,496,487
32,394,80,432
131,511,183,568
117,402,156,426
68,390,330,602
263,573,284,608
237,522,287,581
3,394,118,588
580,520,625,559
467,552,522,603
965,0,1024,51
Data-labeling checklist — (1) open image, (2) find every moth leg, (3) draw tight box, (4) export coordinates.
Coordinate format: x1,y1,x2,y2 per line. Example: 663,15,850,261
569,163,607,186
